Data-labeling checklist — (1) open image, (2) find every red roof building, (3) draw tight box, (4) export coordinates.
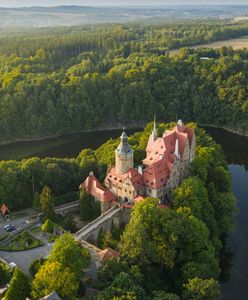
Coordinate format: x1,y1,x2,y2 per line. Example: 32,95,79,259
1,203,10,216
98,248,120,263
80,120,196,211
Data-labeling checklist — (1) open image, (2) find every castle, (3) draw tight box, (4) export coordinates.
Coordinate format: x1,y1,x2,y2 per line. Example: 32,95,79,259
81,120,196,213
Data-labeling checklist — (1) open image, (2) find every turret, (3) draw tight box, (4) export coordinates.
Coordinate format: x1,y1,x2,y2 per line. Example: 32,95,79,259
177,119,185,132
115,131,133,175
151,115,158,142
174,138,181,160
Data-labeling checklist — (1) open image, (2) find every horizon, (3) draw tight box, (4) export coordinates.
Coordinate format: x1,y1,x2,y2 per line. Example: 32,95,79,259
1,0,248,8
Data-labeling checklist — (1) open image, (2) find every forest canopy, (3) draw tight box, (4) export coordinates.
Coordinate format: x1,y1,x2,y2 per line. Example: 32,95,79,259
0,21,248,144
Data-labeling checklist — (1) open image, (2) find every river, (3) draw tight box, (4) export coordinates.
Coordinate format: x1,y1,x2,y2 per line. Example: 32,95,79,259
0,126,247,299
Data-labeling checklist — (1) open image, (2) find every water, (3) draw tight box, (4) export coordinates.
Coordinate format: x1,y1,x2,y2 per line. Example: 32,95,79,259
0,126,247,298
0,128,142,161
203,127,248,300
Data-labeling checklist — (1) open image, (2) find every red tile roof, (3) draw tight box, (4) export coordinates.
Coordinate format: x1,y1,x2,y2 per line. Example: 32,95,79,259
134,195,145,203
80,174,116,203
1,204,9,215
98,248,120,262
143,154,173,189
143,123,194,167
107,167,143,189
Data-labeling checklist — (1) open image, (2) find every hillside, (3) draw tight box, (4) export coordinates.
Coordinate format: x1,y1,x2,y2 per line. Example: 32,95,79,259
1,5,248,27
0,22,248,144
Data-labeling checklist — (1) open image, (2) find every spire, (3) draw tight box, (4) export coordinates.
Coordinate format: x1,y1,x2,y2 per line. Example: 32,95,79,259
116,130,133,155
151,114,158,142
174,138,181,160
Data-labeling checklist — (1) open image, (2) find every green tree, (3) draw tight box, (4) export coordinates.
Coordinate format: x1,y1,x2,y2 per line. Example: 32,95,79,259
29,258,46,278
79,188,101,221
183,277,220,300
41,218,56,234
0,262,11,286
31,261,78,300
96,272,146,300
40,186,55,220
121,199,219,290
33,192,41,209
48,233,90,279
5,268,30,300
152,290,180,300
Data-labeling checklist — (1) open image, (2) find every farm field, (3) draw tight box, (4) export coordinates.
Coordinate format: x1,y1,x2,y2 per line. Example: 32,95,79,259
170,36,248,56
191,36,248,49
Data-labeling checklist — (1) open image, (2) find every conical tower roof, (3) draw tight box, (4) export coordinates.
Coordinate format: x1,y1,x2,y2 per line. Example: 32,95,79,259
116,131,133,155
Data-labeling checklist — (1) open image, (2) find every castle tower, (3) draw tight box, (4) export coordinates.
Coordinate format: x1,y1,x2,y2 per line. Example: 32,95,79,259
115,131,133,175
151,115,158,142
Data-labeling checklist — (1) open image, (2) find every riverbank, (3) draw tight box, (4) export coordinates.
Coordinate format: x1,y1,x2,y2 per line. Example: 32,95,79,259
1,120,248,148
200,124,248,138
0,121,146,147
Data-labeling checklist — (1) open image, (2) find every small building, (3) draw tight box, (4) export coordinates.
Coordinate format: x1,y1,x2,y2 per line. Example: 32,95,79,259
40,291,62,300
1,204,10,219
98,248,120,263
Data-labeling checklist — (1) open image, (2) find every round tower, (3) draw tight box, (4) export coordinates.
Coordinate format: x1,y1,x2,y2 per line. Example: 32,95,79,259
115,131,133,175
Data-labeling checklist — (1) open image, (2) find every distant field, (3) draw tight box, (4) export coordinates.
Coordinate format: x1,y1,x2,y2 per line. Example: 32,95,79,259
234,16,248,21
191,37,248,50
170,37,248,55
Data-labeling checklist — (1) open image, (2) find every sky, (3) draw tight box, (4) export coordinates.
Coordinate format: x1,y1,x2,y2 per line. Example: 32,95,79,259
1,0,248,7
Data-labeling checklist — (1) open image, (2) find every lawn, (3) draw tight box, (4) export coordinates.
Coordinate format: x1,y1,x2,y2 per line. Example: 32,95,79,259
0,230,43,251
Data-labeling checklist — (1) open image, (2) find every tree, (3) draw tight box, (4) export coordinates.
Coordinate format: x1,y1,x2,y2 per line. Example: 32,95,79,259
0,262,11,287
41,218,56,234
40,186,55,220
183,277,220,300
5,268,30,300
173,176,217,240
96,272,146,300
48,233,90,279
29,258,46,278
33,192,41,209
31,261,78,299
152,291,180,300
63,213,77,233
120,199,219,291
79,188,101,221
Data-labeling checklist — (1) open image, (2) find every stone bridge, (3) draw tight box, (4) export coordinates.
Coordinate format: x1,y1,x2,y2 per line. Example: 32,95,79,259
54,200,80,216
75,205,130,244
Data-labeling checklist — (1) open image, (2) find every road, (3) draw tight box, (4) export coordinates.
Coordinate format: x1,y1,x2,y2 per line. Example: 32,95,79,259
0,239,54,275
80,240,102,281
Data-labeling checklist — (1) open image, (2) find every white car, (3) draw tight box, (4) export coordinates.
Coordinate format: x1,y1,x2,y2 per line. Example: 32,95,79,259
3,224,10,230
8,262,17,269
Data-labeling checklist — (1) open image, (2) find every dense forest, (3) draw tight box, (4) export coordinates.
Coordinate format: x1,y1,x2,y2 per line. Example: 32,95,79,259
0,21,248,144
0,123,236,299
92,123,237,299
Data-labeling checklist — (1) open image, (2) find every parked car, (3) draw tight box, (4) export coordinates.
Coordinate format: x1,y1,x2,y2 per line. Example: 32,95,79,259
5,224,15,232
8,262,17,269
3,224,11,230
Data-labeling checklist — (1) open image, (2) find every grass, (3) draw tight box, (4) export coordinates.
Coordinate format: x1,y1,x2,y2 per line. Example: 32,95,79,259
0,230,43,251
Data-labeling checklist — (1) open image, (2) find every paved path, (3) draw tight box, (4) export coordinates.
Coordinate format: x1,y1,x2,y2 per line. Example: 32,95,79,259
0,239,54,275
81,240,102,281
